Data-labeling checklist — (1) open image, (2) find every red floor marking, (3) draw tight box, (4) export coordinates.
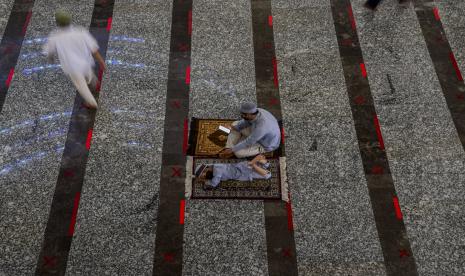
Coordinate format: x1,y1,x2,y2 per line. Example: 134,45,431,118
371,165,384,175
96,68,104,92
163,252,175,262
263,42,272,49
63,169,75,178
433,7,440,21
22,11,32,35
43,256,57,268
449,52,464,81
68,192,81,236
347,4,356,30
282,248,292,257
360,63,367,78
399,249,410,258
98,68,104,81
182,118,188,154
342,38,352,46
85,128,93,150
286,201,294,231
179,199,185,225
268,15,273,27
178,43,189,52
272,57,278,87
106,17,112,32
392,196,403,220
281,127,285,145
5,68,14,87
185,66,191,85
172,167,182,177
187,10,192,36
269,97,278,106
373,115,385,150
456,94,465,101
354,95,365,105
171,100,181,109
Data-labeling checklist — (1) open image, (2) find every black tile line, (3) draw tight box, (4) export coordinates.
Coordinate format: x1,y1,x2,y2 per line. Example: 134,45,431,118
151,0,192,275
250,1,298,275
35,1,114,275
0,0,35,112
330,0,418,275
413,1,465,152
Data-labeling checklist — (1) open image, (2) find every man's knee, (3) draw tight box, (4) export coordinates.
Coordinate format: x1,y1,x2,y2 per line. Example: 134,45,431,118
234,148,260,158
234,150,251,158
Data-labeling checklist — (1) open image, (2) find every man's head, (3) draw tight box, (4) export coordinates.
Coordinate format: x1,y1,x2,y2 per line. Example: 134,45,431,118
55,10,71,27
240,102,259,121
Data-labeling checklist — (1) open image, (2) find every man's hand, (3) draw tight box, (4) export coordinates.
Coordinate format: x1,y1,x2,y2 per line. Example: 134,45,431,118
218,148,234,159
223,123,233,130
221,148,233,155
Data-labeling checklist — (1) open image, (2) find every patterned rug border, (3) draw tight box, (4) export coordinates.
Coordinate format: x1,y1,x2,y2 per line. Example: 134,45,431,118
187,156,283,200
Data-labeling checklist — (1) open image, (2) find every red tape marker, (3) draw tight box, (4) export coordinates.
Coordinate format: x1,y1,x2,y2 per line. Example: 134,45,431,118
392,196,403,220
268,15,273,27
68,192,81,236
286,201,294,231
85,128,93,150
373,115,385,150
179,199,185,225
347,5,356,30
433,7,440,21
106,17,112,32
185,66,191,85
187,10,192,36
22,11,32,35
5,68,14,87
183,118,188,154
449,52,464,81
272,57,278,87
360,63,367,78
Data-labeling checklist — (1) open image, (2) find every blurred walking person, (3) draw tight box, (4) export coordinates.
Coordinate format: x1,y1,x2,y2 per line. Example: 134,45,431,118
44,11,106,108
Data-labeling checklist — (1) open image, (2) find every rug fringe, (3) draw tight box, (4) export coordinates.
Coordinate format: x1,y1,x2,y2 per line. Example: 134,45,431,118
280,157,289,202
185,156,194,199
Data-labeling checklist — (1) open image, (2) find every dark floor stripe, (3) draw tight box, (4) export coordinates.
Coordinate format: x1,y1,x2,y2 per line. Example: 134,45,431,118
152,0,192,275
250,1,298,275
35,1,114,275
0,0,35,112
330,1,418,275
413,1,465,152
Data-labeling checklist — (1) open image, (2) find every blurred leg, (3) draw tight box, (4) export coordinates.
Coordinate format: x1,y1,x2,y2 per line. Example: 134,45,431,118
69,72,98,108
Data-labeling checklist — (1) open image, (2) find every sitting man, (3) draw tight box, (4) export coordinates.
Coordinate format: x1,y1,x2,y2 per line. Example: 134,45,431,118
195,154,271,188
220,102,281,158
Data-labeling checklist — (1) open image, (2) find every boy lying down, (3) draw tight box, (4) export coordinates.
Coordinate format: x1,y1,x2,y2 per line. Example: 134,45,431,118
195,154,272,189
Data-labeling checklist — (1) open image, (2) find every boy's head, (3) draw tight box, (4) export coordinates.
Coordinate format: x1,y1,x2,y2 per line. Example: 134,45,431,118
55,10,71,27
195,164,214,180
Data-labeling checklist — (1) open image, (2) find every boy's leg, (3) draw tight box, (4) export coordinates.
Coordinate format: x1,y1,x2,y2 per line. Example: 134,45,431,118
69,72,98,108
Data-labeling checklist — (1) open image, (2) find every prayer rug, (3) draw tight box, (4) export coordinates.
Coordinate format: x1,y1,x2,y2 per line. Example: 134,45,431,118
185,157,289,201
189,118,235,156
